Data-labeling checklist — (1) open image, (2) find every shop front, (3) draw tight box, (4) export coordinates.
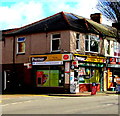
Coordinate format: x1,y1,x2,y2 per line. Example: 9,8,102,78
72,54,106,92
30,54,72,93
106,57,120,91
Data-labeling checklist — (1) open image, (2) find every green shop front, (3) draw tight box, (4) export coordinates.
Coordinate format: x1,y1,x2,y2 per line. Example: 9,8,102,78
30,54,72,93
72,54,106,92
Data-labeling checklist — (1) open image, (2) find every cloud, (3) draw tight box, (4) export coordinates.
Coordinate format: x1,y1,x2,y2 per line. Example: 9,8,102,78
0,1,44,30
45,0,99,18
0,0,112,30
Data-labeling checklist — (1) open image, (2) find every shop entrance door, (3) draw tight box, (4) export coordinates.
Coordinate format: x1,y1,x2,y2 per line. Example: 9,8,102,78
3,70,13,90
70,71,79,93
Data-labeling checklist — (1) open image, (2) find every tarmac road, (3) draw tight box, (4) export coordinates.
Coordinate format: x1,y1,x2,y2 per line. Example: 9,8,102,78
1,94,119,115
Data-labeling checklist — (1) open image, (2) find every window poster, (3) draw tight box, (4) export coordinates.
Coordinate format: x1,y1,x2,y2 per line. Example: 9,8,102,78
65,73,70,84
36,70,59,87
78,68,100,84
78,68,85,83
36,70,49,87
50,70,59,87
70,72,76,93
65,62,70,73
78,67,85,76
85,68,90,75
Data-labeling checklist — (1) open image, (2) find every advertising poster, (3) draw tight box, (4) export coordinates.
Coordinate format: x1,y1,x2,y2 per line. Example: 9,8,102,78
36,70,59,87
36,70,49,87
70,72,79,93
65,73,70,84
78,68,100,84
70,72,76,93
107,71,113,88
50,70,59,87
65,62,70,73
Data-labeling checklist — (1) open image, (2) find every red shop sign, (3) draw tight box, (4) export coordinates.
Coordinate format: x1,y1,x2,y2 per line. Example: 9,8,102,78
63,54,69,60
109,57,116,64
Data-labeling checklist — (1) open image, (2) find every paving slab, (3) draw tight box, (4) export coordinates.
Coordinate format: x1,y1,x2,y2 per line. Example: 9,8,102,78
1,91,118,100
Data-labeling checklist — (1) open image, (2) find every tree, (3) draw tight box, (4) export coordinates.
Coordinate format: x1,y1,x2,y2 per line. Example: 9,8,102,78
96,0,120,23
96,0,120,41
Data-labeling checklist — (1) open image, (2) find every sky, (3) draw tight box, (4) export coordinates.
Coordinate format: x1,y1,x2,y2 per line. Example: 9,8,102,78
0,0,113,30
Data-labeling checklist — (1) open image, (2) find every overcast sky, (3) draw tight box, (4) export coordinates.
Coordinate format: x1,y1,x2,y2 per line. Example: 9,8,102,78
0,0,112,30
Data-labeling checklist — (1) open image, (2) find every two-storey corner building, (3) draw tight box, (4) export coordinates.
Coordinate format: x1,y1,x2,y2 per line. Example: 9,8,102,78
2,12,118,94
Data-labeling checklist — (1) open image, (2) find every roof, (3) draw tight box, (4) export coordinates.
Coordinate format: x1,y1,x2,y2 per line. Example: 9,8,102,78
4,11,118,38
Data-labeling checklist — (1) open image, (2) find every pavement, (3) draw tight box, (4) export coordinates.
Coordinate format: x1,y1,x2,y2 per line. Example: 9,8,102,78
48,91,118,97
1,91,118,100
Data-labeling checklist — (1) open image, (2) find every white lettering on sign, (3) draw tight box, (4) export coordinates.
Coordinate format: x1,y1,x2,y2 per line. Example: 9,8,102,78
32,57,47,62
32,61,63,65
74,56,86,61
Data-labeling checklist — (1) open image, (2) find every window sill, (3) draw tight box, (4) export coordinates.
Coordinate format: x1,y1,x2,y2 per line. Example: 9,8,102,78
16,53,25,55
51,50,61,52
85,51,99,54
76,49,80,51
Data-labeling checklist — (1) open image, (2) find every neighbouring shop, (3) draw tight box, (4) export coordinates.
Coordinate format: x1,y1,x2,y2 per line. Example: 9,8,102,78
106,57,120,91
30,54,72,93
71,54,106,92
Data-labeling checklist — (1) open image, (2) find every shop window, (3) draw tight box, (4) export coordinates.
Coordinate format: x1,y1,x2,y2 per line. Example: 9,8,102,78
36,70,60,87
76,33,80,51
85,35,99,53
51,34,61,52
17,37,26,54
78,67,99,83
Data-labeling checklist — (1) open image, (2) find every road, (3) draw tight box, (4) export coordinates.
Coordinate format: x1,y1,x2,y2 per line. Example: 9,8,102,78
2,94,119,114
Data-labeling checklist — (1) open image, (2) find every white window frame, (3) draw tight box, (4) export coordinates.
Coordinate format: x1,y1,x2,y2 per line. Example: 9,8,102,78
17,37,26,54
114,41,119,57
76,33,80,51
51,34,61,52
85,34,100,53
106,39,110,55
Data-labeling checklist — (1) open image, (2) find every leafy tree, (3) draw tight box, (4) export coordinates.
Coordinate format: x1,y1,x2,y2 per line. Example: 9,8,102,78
96,0,120,41
97,0,120,23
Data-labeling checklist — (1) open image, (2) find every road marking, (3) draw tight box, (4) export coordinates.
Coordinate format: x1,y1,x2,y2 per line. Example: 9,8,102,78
2,100,33,106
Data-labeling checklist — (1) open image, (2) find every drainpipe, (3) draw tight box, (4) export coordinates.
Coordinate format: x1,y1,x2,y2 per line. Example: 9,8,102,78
12,35,16,90
44,24,48,53
13,36,15,66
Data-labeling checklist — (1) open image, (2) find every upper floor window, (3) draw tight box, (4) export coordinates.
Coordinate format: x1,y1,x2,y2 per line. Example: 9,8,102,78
106,40,110,55
114,41,120,56
51,34,61,52
17,37,26,54
76,33,80,51
85,35,99,53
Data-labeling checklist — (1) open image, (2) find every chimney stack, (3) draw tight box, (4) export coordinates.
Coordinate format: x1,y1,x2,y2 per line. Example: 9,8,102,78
90,13,102,24
112,23,120,30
